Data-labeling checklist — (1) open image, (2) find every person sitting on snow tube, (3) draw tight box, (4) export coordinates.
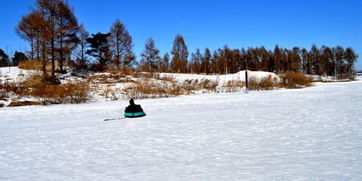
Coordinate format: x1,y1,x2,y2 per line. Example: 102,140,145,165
124,98,146,118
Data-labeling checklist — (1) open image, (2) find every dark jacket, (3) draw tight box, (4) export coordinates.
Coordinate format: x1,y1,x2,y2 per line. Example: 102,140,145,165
125,99,144,113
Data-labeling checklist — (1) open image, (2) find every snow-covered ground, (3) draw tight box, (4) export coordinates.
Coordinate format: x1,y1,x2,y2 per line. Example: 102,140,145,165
0,67,39,84
1,80,362,180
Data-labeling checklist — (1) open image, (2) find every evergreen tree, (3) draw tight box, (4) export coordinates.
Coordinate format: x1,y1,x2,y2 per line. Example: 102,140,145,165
140,37,161,72
75,24,89,70
345,47,358,78
273,45,283,74
310,44,321,75
17,11,48,76
334,46,345,78
160,53,170,72
291,47,301,72
170,35,188,73
0,49,10,67
321,46,334,76
300,48,309,74
56,0,79,72
203,48,211,74
12,51,28,66
109,19,135,71
259,46,270,72
189,49,203,74
86,32,111,71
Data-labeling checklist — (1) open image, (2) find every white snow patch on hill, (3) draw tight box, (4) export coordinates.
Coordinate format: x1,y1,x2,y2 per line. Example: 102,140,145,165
0,67,40,84
160,70,279,87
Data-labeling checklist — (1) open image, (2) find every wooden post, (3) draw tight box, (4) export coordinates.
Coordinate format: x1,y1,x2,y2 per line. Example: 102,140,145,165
245,70,248,92
245,58,248,92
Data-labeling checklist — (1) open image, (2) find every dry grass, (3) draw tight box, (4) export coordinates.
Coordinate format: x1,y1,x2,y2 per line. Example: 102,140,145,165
8,101,42,107
88,72,136,84
1,75,91,105
125,78,220,99
33,83,90,104
280,71,313,88
200,79,219,91
248,75,277,90
225,80,244,92
226,80,244,88
125,79,184,99
18,60,60,71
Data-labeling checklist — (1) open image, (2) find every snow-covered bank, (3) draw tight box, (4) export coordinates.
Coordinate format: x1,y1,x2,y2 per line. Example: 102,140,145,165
1,67,282,105
1,80,361,180
160,70,279,87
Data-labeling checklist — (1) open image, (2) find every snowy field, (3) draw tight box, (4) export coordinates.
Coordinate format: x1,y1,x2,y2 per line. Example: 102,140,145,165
1,80,362,180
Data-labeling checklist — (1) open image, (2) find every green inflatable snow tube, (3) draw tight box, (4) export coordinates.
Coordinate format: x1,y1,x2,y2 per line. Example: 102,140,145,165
124,112,146,118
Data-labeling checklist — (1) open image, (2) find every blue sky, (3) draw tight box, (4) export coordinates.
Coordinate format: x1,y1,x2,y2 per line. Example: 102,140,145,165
1,0,361,70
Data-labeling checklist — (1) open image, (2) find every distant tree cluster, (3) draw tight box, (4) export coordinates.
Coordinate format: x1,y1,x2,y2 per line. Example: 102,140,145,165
138,36,358,79
0,49,28,67
185,44,358,79
7,0,358,81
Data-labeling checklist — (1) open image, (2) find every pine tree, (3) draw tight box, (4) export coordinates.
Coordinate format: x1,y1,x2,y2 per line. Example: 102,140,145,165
310,44,321,75
109,19,135,71
160,53,170,72
321,46,334,76
291,47,301,72
300,48,308,74
140,37,161,72
56,0,79,72
334,46,345,78
170,35,188,73
203,48,211,74
75,24,89,70
0,49,10,67
273,45,283,74
345,47,358,79
189,49,203,74
86,32,111,71
17,11,48,76
12,51,28,66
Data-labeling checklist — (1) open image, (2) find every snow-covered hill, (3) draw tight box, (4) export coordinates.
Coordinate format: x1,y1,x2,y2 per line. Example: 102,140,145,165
1,80,361,180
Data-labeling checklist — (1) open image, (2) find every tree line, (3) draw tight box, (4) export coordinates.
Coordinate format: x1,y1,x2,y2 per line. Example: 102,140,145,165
185,44,358,79
2,0,358,81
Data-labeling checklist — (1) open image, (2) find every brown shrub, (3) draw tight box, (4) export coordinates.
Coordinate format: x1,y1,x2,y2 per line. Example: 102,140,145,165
158,76,175,82
88,73,135,84
0,83,20,94
201,79,219,91
226,80,244,88
11,75,91,105
134,81,168,96
8,101,42,107
248,75,277,90
122,67,135,76
18,60,58,71
125,79,187,99
280,71,312,88
65,83,90,103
